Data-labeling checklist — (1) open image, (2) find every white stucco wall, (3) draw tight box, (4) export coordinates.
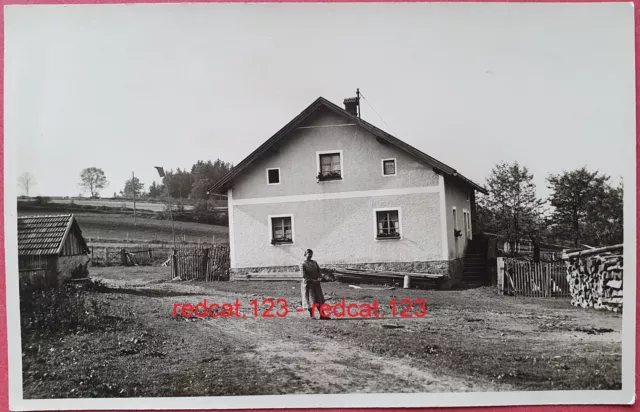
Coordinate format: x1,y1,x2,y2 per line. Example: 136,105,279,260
232,192,443,268
231,107,439,200
444,177,473,260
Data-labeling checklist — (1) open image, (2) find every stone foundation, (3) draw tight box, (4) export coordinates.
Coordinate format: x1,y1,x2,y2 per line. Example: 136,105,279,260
231,260,463,288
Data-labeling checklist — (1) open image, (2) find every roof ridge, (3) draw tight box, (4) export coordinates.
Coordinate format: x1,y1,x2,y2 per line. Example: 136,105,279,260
207,95,487,194
18,214,73,219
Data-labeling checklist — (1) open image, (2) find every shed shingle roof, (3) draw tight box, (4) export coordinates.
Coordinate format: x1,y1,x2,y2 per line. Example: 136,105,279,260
18,214,88,256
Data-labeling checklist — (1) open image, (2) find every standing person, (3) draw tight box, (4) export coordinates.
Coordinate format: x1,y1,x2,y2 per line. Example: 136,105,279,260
301,249,330,320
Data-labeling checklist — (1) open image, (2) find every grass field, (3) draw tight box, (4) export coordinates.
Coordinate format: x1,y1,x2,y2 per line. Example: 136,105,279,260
21,267,622,398
18,209,229,244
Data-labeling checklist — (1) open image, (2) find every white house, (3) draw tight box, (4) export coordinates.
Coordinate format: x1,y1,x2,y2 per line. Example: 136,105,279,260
208,94,487,288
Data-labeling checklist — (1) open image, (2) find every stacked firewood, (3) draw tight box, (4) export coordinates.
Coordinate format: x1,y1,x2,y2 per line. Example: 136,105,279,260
565,245,623,313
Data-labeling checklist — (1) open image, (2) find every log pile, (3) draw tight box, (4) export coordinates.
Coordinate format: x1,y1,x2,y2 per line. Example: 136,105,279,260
565,245,623,313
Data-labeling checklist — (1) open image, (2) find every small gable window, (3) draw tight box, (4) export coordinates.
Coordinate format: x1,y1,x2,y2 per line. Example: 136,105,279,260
270,215,293,245
317,151,343,181
374,209,401,240
267,168,280,185
382,158,396,176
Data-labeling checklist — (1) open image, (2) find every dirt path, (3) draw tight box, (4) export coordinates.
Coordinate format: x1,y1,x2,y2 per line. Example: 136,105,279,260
202,313,508,394
87,271,621,394
96,275,509,393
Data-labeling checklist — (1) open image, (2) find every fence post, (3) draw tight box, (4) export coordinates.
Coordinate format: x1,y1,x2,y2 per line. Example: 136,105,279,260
497,257,504,295
171,249,178,279
202,248,210,281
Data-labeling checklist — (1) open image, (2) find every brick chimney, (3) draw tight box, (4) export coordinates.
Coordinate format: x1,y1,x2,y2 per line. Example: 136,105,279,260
343,89,360,117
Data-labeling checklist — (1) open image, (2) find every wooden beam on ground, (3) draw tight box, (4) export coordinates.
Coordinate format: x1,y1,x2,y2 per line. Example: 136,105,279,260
565,244,623,259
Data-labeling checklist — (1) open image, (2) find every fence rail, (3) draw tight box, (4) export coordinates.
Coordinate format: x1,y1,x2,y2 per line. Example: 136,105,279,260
90,245,172,266
498,257,570,297
171,245,230,281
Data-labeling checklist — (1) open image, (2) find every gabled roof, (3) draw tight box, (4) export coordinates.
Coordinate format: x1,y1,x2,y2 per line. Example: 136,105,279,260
207,96,487,195
18,214,90,256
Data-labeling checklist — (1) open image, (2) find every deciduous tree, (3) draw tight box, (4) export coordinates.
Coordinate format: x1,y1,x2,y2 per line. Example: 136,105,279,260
79,167,108,198
18,172,35,197
120,176,145,199
547,168,621,247
477,162,544,252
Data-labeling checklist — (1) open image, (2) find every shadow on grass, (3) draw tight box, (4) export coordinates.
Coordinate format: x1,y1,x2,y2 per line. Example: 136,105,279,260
96,285,201,298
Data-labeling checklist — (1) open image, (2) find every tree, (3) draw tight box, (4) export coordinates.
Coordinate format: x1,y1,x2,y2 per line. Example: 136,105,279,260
551,170,622,247
190,159,232,199
163,168,194,199
148,181,164,198
79,167,108,198
586,180,623,246
477,162,545,252
547,167,612,248
18,173,35,197
120,176,145,199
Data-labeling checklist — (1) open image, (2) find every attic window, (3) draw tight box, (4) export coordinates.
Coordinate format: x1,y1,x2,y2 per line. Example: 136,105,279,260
267,168,280,185
317,151,343,181
382,159,396,176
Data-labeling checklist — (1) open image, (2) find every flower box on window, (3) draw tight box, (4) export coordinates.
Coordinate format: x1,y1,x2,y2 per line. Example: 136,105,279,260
317,171,342,181
271,237,293,245
376,231,401,240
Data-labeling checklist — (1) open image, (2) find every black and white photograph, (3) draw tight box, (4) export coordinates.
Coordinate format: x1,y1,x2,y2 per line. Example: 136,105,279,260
4,2,636,410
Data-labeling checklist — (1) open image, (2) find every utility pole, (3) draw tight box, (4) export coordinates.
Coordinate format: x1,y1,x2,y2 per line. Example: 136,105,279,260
132,171,137,226
155,166,176,250
356,88,361,118
165,176,176,250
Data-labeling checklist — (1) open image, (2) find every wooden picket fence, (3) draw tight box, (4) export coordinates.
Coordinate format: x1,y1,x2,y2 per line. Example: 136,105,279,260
497,257,570,297
171,245,230,281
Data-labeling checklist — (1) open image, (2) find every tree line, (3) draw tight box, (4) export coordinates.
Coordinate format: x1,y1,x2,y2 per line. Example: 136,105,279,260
118,159,233,201
477,162,623,250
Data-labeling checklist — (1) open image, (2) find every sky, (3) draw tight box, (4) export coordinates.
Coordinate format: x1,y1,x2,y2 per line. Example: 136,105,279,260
5,2,635,200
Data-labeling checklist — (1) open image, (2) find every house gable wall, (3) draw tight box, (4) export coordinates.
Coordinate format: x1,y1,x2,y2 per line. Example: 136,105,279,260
60,226,88,256
231,107,439,200
444,177,473,260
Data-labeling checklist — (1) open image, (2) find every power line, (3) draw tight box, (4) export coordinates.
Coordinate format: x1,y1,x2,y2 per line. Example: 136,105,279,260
359,92,395,135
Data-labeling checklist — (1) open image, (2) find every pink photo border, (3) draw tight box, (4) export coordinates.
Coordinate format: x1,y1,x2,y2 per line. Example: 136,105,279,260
0,0,636,411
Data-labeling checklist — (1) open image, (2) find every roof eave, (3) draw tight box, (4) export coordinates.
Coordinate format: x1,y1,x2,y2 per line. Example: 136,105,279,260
207,96,488,196
55,215,75,255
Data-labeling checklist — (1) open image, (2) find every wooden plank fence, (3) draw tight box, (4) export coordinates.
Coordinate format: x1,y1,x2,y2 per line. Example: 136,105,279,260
90,245,173,266
171,245,230,281
19,255,56,290
497,257,570,297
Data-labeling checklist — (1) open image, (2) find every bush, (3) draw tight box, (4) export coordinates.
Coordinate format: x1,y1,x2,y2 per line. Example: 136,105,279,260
20,280,111,337
33,196,51,205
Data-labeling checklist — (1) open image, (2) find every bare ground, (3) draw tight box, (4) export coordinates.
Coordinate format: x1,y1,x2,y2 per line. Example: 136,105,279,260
21,266,622,398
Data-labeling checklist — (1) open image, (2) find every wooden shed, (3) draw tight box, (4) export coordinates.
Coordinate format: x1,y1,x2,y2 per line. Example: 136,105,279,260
18,214,91,290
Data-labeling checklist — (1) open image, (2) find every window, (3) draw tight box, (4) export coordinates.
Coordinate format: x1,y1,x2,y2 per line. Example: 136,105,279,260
270,215,293,244
382,158,397,176
267,168,280,185
452,207,458,230
452,207,461,238
317,151,343,181
464,210,472,239
374,209,401,239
